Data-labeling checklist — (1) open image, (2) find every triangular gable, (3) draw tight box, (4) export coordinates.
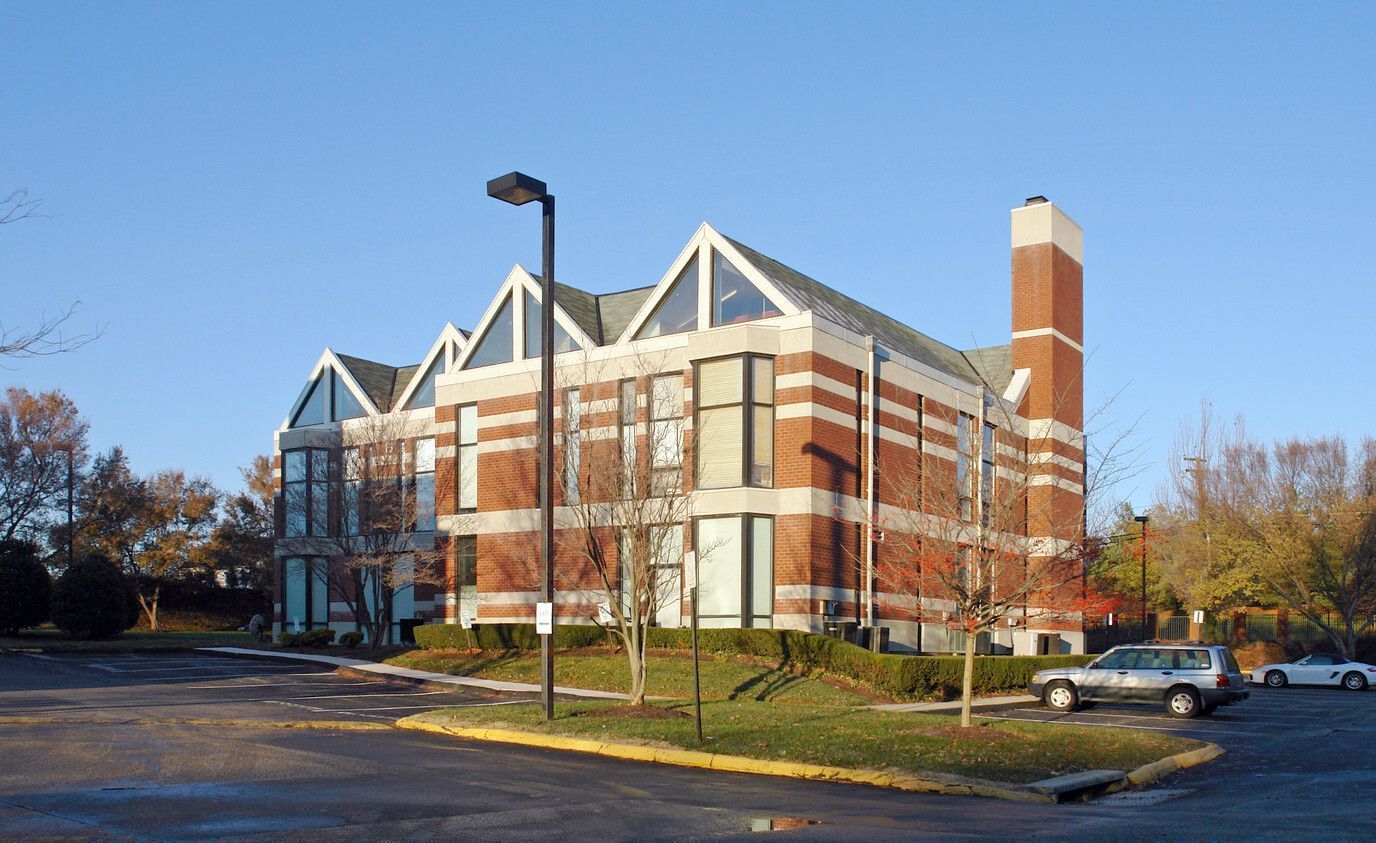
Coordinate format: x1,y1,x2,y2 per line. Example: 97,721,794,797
394,323,469,411
635,256,699,339
454,266,594,371
280,349,382,430
519,273,595,356
616,223,800,344
710,249,787,327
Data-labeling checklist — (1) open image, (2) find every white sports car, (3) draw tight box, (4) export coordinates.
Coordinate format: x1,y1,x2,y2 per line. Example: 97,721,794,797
1250,653,1375,690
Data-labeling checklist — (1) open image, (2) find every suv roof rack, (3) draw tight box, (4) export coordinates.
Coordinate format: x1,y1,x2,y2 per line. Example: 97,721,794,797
1141,640,1212,646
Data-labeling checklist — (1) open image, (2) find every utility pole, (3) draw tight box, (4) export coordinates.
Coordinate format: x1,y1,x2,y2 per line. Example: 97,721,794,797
1135,514,1149,641
66,445,75,565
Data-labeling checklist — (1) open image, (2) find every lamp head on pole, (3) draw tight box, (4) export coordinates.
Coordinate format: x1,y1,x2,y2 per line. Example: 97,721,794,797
1134,515,1149,525
486,171,548,206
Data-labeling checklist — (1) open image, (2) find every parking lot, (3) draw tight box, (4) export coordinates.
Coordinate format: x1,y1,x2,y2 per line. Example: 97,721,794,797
983,683,1373,749
0,651,536,723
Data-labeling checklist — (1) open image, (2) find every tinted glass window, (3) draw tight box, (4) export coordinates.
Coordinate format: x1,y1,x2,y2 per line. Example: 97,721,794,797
636,259,698,339
463,294,515,369
1221,649,1240,673
1308,654,1335,665
1178,649,1212,670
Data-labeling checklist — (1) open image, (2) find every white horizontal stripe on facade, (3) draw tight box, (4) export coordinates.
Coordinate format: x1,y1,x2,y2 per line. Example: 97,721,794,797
776,401,855,430
774,584,859,603
1028,474,1083,494
1029,451,1083,472
1027,418,1085,449
775,370,855,400
1011,327,1084,353
436,445,456,459
480,409,538,429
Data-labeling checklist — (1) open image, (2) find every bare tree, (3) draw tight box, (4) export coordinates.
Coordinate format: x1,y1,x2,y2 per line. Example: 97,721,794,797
550,350,709,706
1,188,44,226
1,190,100,360
296,414,446,648
860,375,1136,727
0,387,88,541
1164,406,1376,658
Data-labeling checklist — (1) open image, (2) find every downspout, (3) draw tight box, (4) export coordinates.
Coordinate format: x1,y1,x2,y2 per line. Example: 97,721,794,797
865,336,877,630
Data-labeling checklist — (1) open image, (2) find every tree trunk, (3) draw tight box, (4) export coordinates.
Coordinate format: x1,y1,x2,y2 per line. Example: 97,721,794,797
137,587,160,632
625,621,646,706
960,630,976,728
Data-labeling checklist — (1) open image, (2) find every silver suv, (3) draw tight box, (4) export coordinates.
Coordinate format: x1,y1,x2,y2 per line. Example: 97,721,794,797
1029,642,1250,718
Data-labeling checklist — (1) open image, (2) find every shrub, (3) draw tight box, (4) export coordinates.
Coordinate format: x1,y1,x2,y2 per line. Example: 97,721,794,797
51,555,137,640
1232,640,1287,673
280,627,336,648
412,622,1092,700
338,631,365,649
0,539,52,635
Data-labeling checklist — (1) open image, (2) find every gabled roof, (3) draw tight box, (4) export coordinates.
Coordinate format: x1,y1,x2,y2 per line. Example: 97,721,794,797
961,344,1014,395
721,235,993,385
335,354,409,413
597,285,657,342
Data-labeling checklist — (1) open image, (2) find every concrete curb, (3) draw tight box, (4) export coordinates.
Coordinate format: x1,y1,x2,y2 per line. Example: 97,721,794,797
0,714,390,731
1115,742,1226,789
394,717,1054,803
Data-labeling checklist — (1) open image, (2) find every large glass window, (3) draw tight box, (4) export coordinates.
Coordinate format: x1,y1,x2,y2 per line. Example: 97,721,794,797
332,370,366,421
563,388,581,504
635,258,698,339
915,394,925,511
956,413,974,521
981,422,996,527
291,377,325,428
695,355,774,489
404,356,442,410
695,515,772,628
284,448,331,537
651,524,683,628
712,251,783,326
342,446,361,535
413,437,436,532
619,379,637,497
650,375,683,493
463,293,514,369
524,291,579,359
457,403,478,510
283,557,328,631
455,535,478,622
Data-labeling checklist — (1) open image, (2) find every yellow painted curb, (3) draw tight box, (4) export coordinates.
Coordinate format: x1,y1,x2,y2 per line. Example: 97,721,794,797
0,715,389,731
1105,742,1225,792
395,717,1052,803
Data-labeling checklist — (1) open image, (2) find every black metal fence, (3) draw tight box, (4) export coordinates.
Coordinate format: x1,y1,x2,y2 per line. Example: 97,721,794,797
1086,610,1374,653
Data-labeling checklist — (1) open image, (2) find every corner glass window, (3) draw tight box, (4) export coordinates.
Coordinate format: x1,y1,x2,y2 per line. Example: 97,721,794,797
635,258,698,339
695,355,774,489
712,250,784,326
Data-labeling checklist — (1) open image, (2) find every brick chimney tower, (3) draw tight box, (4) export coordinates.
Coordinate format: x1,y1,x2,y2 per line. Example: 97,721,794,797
1010,196,1085,551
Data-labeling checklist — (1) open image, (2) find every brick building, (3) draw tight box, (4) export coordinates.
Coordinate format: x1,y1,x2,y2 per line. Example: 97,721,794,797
272,197,1087,654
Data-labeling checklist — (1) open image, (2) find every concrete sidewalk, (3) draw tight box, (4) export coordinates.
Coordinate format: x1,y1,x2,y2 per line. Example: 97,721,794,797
867,694,1037,714
198,646,636,701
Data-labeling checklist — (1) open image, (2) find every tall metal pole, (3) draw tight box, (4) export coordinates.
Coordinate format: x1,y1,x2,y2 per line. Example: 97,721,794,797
539,194,556,722
1138,517,1148,642
691,584,702,743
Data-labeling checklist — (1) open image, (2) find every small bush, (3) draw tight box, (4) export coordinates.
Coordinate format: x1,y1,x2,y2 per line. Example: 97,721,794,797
51,555,137,640
1232,640,1287,673
412,622,1092,700
280,627,336,648
338,631,365,649
0,539,52,635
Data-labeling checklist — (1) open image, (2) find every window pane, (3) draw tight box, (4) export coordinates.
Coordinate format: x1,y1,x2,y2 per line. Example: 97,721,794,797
752,356,774,405
459,404,478,445
343,481,359,535
524,291,579,358
310,561,329,625
697,407,743,489
284,558,307,627
751,405,773,486
291,377,325,427
651,418,682,469
415,438,435,473
404,356,442,410
619,380,636,424
459,445,478,509
713,250,784,326
635,258,699,339
309,483,329,535
750,517,772,618
285,483,307,537
309,449,330,481
455,536,478,587
651,375,681,420
343,447,362,482
332,370,367,421
463,294,515,369
697,517,742,618
415,473,436,531
284,450,307,482
697,357,743,407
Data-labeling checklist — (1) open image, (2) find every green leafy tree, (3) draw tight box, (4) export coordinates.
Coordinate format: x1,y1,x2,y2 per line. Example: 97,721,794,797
205,456,275,592
0,387,88,542
0,538,52,634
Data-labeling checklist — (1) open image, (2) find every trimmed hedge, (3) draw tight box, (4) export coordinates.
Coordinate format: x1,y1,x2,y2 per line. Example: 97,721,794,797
280,627,336,648
413,623,1092,700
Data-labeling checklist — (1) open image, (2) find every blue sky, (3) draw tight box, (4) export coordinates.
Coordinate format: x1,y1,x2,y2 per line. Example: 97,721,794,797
4,3,1373,509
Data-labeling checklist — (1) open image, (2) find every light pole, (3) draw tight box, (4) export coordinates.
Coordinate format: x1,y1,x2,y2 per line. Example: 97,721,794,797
1134,514,1149,642
487,171,556,722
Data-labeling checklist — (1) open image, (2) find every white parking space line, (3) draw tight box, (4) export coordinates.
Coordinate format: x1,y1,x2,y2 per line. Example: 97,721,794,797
267,690,447,701
186,680,378,690
986,712,1268,738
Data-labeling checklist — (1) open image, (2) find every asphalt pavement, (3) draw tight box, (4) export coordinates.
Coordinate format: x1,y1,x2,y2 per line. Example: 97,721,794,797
0,651,1373,841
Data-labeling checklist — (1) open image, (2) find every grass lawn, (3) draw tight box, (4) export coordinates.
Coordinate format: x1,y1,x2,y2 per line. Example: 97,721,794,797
405,699,1201,785
387,648,877,706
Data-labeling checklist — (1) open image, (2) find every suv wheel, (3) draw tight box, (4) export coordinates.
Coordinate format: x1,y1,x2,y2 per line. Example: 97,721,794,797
1342,672,1368,691
1044,680,1078,712
1265,670,1288,688
1166,687,1201,718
